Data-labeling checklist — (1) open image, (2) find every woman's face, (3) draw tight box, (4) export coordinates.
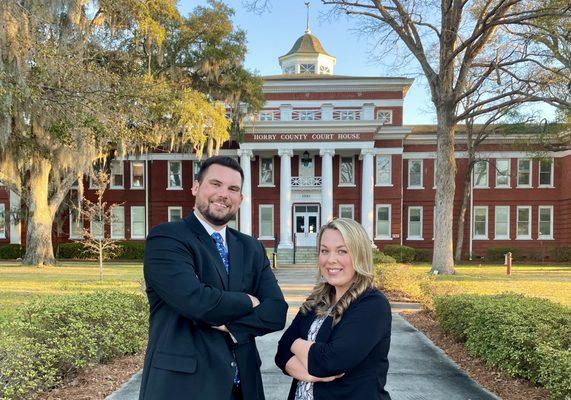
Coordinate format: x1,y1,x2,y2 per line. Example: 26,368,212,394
318,229,356,297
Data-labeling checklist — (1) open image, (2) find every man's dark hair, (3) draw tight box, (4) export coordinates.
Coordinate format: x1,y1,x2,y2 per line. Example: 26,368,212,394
197,155,244,184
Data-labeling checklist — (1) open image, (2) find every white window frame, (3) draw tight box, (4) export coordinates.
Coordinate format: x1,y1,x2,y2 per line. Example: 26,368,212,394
319,64,331,74
375,155,392,186
516,205,532,240
407,206,423,240
375,204,392,240
538,205,554,240
494,206,510,240
110,206,125,240
259,111,275,121
167,161,183,190
130,161,145,190
300,63,315,73
339,204,355,219
89,163,105,190
473,206,489,240
339,156,356,186
130,206,146,239
432,205,437,240
192,161,201,182
538,159,554,188
0,204,6,239
259,157,275,187
258,204,274,240
495,159,511,188
408,159,423,189
376,110,393,124
69,208,83,239
339,110,357,120
109,160,124,189
517,159,532,188
473,160,489,188
433,159,438,189
168,206,183,222
90,217,104,240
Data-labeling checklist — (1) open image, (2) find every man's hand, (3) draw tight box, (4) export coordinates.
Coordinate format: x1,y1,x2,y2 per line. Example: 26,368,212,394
248,294,260,308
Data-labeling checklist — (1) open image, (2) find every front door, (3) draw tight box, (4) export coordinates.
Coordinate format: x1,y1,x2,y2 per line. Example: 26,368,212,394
294,205,320,247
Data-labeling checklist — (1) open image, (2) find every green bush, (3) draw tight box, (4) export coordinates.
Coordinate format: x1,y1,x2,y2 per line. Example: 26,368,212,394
551,246,571,262
372,250,396,264
382,245,416,263
114,241,145,260
414,248,433,262
375,264,435,306
0,291,148,400
0,244,24,259
434,294,571,399
485,246,521,261
56,242,91,259
56,241,145,260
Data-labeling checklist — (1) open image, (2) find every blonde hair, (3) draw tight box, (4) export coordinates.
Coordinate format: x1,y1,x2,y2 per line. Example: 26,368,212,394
300,218,374,326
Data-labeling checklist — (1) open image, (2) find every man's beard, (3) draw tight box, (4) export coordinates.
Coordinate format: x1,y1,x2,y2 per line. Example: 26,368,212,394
195,198,237,226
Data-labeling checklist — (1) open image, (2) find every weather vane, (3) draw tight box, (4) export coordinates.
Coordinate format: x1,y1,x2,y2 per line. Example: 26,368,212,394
305,2,311,34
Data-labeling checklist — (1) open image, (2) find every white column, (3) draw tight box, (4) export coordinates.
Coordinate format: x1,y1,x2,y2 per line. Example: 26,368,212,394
321,104,334,120
9,190,21,244
360,149,375,241
278,149,293,249
320,149,335,225
238,149,254,235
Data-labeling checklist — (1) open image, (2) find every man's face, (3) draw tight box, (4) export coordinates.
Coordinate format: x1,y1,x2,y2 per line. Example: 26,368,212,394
192,164,243,228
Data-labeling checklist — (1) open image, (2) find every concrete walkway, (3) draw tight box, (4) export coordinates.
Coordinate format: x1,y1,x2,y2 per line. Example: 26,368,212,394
108,266,498,400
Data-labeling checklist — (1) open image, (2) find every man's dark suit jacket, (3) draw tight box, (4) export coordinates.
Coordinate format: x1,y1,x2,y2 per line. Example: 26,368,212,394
139,213,288,400
275,289,392,400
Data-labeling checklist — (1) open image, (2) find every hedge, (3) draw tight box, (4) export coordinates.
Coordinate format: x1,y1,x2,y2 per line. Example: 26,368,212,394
382,245,415,263
485,246,522,261
0,291,148,400
0,244,24,260
372,250,396,265
551,246,571,262
434,294,571,399
414,248,433,262
56,241,145,260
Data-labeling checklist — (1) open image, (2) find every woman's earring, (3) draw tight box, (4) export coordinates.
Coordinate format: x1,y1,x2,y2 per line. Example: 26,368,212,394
319,275,326,283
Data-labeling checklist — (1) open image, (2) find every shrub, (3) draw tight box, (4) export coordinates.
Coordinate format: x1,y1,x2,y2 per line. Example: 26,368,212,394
114,241,145,260
434,294,571,399
372,250,396,264
375,264,435,306
0,291,148,400
414,248,433,262
56,241,145,260
551,246,571,262
0,244,24,259
382,245,415,263
56,242,91,260
485,246,521,262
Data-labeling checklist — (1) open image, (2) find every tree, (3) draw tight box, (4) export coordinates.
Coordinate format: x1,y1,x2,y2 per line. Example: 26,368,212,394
0,0,261,266
317,0,571,273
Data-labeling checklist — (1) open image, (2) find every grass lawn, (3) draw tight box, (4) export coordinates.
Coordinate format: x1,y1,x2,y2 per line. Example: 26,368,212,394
411,263,571,307
0,261,144,327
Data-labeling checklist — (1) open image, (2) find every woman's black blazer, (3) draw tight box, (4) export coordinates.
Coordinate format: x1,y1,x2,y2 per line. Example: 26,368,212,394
275,289,392,400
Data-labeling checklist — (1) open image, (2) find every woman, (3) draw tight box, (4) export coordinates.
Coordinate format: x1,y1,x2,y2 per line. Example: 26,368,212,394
275,218,392,400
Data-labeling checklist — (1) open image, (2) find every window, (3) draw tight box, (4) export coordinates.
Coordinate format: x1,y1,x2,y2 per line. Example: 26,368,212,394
408,159,423,188
192,161,201,181
473,161,488,188
375,205,391,239
299,110,318,120
494,206,510,240
473,206,488,239
339,204,354,219
259,157,274,186
131,162,145,189
376,155,392,186
539,159,553,187
168,206,183,222
89,162,105,189
259,205,274,239
339,111,356,120
432,205,437,239
339,156,355,185
110,160,124,189
433,159,438,189
517,159,531,187
0,204,5,239
90,216,104,240
131,206,146,239
319,65,331,74
495,159,510,188
377,110,392,124
516,206,531,239
259,112,275,121
408,207,423,240
538,206,553,239
110,206,125,239
69,208,83,239
168,161,182,189
300,64,315,73
227,214,238,230
284,65,295,74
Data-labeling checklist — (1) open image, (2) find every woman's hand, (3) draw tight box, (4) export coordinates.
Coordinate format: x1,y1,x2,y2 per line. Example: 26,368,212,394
285,356,344,383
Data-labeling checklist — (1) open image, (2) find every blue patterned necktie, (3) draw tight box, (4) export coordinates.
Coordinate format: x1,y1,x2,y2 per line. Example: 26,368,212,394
211,232,230,274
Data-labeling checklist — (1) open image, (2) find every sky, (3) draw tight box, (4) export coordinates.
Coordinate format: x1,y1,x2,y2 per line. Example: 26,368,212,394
178,0,556,125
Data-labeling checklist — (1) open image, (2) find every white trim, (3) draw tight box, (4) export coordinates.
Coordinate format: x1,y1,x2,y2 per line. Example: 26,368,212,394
516,206,532,240
538,205,554,240
339,155,355,186
376,110,393,124
473,160,489,189
538,158,554,188
516,158,532,188
494,206,510,240
259,157,275,187
408,159,423,189
124,150,238,161
130,161,145,190
375,154,392,186
110,206,125,240
69,209,83,239
110,160,125,189
473,206,489,240
373,147,404,155
262,100,404,108
0,203,6,239
338,204,355,219
90,218,104,240
168,206,183,222
407,206,423,240
241,141,375,151
375,204,392,240
495,159,511,188
130,206,146,239
258,204,275,240
402,151,571,159
167,161,183,189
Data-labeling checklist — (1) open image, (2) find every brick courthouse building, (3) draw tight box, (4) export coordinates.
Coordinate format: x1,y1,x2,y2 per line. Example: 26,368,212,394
1,31,570,262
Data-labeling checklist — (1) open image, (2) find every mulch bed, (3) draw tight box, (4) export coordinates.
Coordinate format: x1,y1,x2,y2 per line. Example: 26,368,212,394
402,310,550,400
39,353,144,400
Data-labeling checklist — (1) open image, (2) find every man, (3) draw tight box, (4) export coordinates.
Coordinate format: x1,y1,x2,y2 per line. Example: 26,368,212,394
139,156,288,400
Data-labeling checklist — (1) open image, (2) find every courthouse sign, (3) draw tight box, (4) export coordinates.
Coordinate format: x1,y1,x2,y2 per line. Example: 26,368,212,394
245,132,374,142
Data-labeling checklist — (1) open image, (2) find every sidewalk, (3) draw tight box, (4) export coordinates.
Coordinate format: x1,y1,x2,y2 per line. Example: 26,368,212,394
108,266,498,400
